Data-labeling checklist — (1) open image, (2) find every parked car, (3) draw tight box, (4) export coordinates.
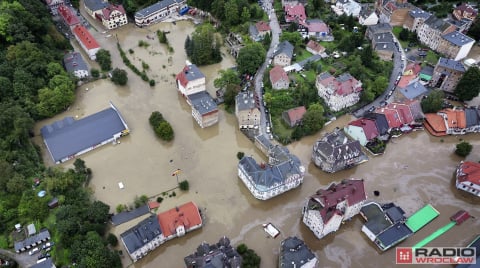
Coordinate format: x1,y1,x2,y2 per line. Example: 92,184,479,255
29,248,39,256
368,106,375,112
42,242,54,250
38,253,51,260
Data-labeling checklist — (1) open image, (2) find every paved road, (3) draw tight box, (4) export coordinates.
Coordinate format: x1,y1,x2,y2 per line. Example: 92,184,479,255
353,33,406,118
254,0,281,137
0,248,38,268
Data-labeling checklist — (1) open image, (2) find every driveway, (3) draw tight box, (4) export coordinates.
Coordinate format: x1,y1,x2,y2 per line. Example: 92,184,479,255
0,248,38,268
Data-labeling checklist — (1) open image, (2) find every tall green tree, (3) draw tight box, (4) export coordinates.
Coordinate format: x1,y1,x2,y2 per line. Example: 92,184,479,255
95,49,112,71
111,68,128,86
224,0,239,27
36,74,75,117
280,32,303,47
421,90,444,113
302,103,325,135
187,23,222,65
214,68,241,89
237,43,266,75
454,67,480,101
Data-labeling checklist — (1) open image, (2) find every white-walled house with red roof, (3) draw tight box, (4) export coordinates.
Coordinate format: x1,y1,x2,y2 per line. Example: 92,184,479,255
269,65,290,90
175,61,206,97
315,72,363,112
302,179,367,239
456,161,480,197
100,4,128,29
72,25,100,60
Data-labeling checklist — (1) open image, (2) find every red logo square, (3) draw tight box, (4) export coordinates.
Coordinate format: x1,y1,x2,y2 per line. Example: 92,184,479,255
396,247,413,264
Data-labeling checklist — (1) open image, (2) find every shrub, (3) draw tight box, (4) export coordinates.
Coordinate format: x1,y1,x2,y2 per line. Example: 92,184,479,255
172,191,176,197
237,152,245,160
142,61,149,70
107,233,118,247
179,180,189,191
156,196,163,203
110,68,128,86
116,204,125,213
128,48,134,54
91,68,100,78
149,79,156,86
138,40,149,47
455,141,473,157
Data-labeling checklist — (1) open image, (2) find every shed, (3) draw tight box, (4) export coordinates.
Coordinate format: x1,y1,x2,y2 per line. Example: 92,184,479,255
27,224,36,236
48,197,59,209
450,210,470,225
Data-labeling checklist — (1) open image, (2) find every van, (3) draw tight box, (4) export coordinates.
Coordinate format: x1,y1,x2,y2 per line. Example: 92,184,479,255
29,247,39,256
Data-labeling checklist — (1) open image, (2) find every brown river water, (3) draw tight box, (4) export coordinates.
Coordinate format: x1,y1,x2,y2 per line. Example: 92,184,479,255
33,20,480,268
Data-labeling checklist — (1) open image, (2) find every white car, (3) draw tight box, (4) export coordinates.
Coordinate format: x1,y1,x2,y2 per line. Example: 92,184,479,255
29,247,39,255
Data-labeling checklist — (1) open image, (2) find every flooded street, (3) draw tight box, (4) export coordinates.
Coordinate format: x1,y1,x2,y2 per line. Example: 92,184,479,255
33,21,480,267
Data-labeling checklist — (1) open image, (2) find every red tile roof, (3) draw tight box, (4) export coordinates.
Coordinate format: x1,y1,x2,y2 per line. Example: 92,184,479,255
424,113,447,136
300,20,329,33
441,109,466,129
157,201,202,237
457,161,480,186
284,4,306,22
58,4,80,26
375,108,403,128
72,25,100,50
312,179,366,223
397,75,415,89
404,63,422,76
387,103,414,124
318,73,362,96
306,40,325,53
286,106,306,124
349,118,379,140
102,4,126,19
255,21,271,32
269,65,289,84
148,201,160,210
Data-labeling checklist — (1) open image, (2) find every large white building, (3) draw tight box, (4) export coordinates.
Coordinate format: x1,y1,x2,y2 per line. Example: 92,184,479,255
456,161,480,197
175,61,206,97
134,0,186,27
72,25,100,60
302,179,366,239
316,72,362,112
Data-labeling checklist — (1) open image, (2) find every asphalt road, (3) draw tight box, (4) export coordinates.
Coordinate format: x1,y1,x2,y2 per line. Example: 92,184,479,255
352,33,406,118
0,248,38,268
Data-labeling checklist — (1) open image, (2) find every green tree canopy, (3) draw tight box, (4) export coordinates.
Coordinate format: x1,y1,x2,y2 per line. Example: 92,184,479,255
214,68,241,89
70,231,121,268
454,67,480,101
36,74,75,117
237,43,266,75
280,32,303,47
186,23,222,65
95,49,112,71
455,141,473,157
111,68,128,86
421,90,444,113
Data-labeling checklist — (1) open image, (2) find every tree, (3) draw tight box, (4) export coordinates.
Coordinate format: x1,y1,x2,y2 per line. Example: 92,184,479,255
95,49,112,71
111,68,128,86
214,69,240,89
360,45,373,68
454,67,480,101
301,103,325,135
371,76,389,96
155,121,174,141
179,180,189,191
360,88,375,102
107,233,118,247
149,111,164,127
36,74,75,117
70,231,121,268
467,20,480,41
237,43,266,75
241,6,250,24
187,24,222,65
421,90,444,113
455,141,473,157
280,32,303,47
224,0,239,27
399,28,409,41
91,68,100,78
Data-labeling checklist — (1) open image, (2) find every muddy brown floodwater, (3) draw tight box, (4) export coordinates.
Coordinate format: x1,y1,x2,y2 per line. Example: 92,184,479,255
33,20,480,268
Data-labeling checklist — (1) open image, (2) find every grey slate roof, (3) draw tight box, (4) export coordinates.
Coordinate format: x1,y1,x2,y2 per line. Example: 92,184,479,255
367,23,392,37
375,42,396,51
442,31,475,46
363,113,389,135
313,130,364,162
235,91,257,112
187,91,218,116
41,104,129,163
14,229,51,252
437,57,466,72
464,108,480,128
111,205,150,226
120,215,162,255
239,155,302,188
84,0,107,12
274,41,294,58
424,16,452,32
184,237,242,268
376,222,413,249
135,0,183,18
420,65,434,76
63,52,88,74
249,24,259,39
29,258,55,268
399,81,428,99
279,237,317,268
409,7,431,19
373,32,394,43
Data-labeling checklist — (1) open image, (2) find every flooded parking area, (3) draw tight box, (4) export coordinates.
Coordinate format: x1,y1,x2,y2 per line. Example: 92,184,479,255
33,21,480,267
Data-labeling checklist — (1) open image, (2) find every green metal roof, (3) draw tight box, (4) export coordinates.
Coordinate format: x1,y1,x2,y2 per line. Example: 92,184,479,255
406,204,440,233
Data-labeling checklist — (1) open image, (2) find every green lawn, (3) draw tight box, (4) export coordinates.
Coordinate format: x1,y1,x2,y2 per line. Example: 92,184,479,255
295,49,313,62
425,50,439,65
272,116,294,142
392,26,408,49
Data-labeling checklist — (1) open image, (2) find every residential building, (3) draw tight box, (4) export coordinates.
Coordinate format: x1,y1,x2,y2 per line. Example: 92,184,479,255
99,4,128,29
306,40,325,55
186,91,219,128
374,106,403,129
273,41,294,67
342,0,362,17
374,43,396,61
279,237,318,268
448,17,471,34
121,202,203,262
302,179,367,239
364,112,389,135
404,7,431,32
403,62,422,76
235,92,261,129
366,23,392,40
312,128,368,173
360,202,413,251
238,142,305,200
63,52,89,79
456,161,480,197
282,106,306,128
184,237,242,268
270,65,290,90
298,19,330,40
376,0,413,26
120,215,164,262
398,81,428,100
371,32,394,47
344,118,379,146
176,61,206,96
281,0,307,7
419,65,434,84
84,0,108,18
417,16,456,51
58,4,80,29
249,21,271,42
14,229,51,253
452,3,478,32
41,102,129,164
72,25,100,60
45,0,64,15
134,0,187,27
284,4,306,23
359,4,379,26
423,108,480,136
430,57,466,93
316,72,363,112
437,31,475,61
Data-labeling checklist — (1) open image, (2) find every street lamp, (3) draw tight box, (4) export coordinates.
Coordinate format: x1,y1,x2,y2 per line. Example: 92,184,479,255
171,168,181,184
